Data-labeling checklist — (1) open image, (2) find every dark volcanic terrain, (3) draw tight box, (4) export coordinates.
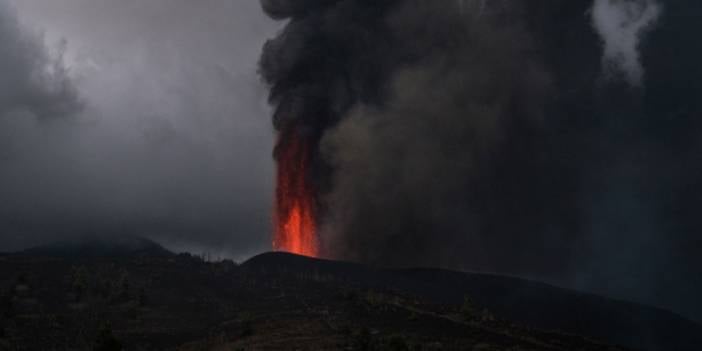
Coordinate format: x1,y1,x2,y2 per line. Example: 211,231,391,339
0,246,699,350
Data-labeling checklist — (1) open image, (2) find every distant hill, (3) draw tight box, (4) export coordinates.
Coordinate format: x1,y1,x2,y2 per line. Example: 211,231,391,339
18,235,173,258
244,252,702,351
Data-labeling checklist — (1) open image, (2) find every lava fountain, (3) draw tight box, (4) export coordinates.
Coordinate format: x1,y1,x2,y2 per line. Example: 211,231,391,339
273,127,319,257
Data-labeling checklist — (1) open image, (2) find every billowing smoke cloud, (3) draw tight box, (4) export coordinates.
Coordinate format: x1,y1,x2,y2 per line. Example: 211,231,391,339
592,0,662,85
261,0,586,274
261,0,702,322
319,2,552,267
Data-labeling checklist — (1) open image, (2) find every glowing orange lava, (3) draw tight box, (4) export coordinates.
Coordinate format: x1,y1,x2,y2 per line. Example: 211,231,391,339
273,129,319,257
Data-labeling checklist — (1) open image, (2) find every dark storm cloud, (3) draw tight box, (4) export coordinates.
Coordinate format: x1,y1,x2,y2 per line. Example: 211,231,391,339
0,0,279,259
261,0,702,321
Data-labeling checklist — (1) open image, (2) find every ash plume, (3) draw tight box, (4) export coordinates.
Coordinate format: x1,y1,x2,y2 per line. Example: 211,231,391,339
260,0,569,269
319,2,553,267
260,0,702,321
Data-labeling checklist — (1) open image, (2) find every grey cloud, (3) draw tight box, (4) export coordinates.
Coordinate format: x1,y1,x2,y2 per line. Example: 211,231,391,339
0,1,80,121
0,0,279,257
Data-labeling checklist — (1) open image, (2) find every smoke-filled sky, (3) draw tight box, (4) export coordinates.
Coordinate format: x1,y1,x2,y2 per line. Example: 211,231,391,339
1,0,701,323
0,0,280,259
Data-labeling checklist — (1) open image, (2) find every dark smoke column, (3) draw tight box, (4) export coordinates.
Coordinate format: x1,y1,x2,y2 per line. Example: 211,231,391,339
259,0,560,267
259,0,350,257
259,0,393,257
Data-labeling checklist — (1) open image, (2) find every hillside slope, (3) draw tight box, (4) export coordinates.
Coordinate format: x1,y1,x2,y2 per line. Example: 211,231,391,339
2,251,689,350
245,253,702,351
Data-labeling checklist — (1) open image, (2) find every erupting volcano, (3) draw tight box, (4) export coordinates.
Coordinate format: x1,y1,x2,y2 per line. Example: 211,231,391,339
273,127,319,257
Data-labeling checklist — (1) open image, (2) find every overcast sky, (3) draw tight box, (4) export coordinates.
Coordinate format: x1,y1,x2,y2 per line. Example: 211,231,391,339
0,0,280,259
